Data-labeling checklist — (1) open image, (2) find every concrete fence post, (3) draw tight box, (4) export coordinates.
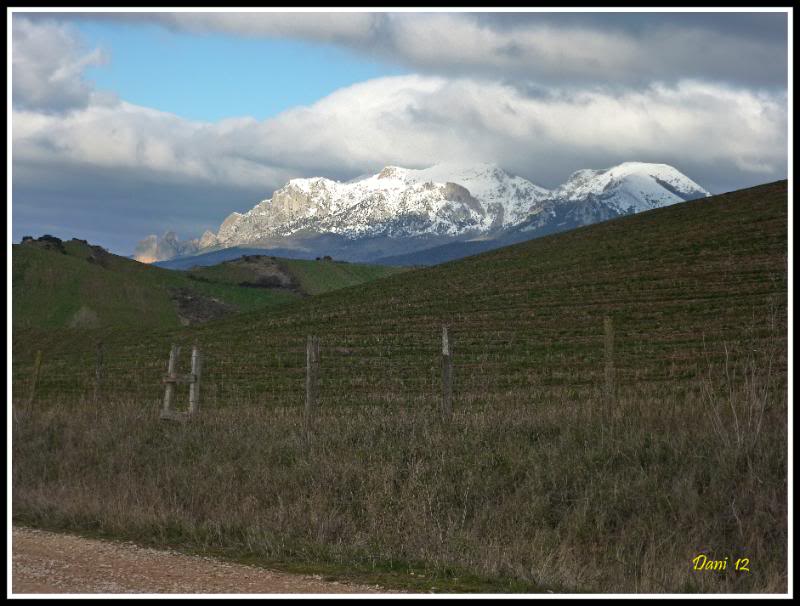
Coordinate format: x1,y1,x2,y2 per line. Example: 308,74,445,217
604,316,615,404
28,350,42,407
189,344,202,414
93,341,104,405
162,344,180,417
442,326,453,421
305,336,320,416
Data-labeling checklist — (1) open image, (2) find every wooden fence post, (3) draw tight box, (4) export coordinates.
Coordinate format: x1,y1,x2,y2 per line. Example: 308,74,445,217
93,341,104,405
442,326,453,420
28,350,42,407
189,344,202,414
305,336,320,416
162,344,179,416
604,316,615,404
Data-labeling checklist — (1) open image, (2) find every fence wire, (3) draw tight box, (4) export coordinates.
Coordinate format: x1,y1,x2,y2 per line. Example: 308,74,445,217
11,314,787,414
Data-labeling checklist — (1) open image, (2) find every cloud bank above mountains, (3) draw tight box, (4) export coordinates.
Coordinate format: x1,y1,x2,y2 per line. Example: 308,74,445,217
14,74,787,188
11,12,789,255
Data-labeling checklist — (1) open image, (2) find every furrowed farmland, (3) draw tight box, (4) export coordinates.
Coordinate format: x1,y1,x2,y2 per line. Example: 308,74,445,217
12,181,788,593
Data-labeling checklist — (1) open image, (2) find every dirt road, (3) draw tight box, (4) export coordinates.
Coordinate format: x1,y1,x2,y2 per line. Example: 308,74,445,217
11,527,386,594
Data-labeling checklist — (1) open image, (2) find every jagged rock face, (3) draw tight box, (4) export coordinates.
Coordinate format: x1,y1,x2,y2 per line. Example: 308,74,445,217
198,230,219,249
135,162,710,263
133,231,200,263
216,213,244,243
272,184,316,215
443,182,484,215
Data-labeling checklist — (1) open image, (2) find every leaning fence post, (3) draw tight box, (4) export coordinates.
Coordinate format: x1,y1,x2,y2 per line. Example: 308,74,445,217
93,341,104,405
441,326,453,420
188,344,202,414
305,336,320,416
163,344,179,416
28,350,42,407
604,316,615,404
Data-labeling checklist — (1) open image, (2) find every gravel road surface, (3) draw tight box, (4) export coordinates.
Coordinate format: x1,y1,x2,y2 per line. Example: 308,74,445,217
12,526,387,594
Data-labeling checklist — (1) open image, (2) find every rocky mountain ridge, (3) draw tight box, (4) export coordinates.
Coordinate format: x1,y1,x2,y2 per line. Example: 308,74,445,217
135,162,710,264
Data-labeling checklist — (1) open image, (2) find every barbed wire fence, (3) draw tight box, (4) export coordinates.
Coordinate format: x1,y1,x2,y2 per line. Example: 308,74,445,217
12,312,787,425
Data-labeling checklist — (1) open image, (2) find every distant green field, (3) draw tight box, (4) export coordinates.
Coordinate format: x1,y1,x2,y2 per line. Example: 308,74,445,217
187,256,408,296
281,258,409,296
12,181,788,593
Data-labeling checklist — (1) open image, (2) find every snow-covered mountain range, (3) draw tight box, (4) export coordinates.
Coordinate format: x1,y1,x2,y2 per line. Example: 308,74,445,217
136,162,710,265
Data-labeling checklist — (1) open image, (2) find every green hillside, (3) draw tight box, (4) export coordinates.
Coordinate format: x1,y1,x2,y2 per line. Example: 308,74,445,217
12,238,298,330
12,238,405,331
18,181,785,404
281,257,409,295
12,181,788,593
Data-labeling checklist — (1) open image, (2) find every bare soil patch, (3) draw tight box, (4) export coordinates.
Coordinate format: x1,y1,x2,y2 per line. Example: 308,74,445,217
169,287,238,326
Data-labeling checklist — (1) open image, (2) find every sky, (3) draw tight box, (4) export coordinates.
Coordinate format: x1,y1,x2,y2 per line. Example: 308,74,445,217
10,9,791,256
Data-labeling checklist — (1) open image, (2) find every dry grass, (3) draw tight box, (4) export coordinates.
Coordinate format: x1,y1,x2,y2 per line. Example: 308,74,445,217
12,337,787,593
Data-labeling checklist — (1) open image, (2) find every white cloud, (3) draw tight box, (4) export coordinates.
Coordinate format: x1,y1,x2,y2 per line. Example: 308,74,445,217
13,74,787,194
12,16,109,112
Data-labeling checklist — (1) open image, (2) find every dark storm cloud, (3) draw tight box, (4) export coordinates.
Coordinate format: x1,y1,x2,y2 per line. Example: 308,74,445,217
32,10,789,90
473,11,786,39
12,159,268,254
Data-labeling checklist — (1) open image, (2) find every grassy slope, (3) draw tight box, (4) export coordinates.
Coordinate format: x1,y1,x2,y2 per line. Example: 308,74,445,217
12,240,299,330
280,258,409,296
12,181,789,593
13,242,175,329
12,241,405,331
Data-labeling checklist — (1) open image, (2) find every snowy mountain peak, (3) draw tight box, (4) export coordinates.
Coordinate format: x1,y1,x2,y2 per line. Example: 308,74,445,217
134,161,710,263
205,163,554,248
555,161,710,213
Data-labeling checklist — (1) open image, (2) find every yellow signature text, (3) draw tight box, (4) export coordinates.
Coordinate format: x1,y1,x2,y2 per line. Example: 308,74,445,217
692,554,750,573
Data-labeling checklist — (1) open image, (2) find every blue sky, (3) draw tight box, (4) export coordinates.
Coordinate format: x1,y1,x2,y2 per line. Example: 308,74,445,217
11,11,790,255
78,20,408,122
